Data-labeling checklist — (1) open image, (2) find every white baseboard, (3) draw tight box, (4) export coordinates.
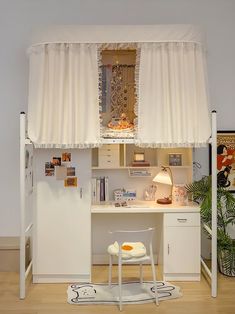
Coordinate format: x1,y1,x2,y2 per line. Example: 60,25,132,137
163,273,201,281
33,274,91,283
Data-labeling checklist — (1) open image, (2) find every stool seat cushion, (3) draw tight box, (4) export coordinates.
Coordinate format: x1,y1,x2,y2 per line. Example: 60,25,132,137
107,241,146,259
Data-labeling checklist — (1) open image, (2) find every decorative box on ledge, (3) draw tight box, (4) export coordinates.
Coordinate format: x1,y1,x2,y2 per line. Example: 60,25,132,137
113,188,137,201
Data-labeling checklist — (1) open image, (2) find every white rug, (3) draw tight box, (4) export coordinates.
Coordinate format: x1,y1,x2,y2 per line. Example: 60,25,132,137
67,281,182,305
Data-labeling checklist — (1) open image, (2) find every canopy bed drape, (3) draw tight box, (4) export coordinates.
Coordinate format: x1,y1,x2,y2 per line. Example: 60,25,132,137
27,24,211,148
28,43,100,148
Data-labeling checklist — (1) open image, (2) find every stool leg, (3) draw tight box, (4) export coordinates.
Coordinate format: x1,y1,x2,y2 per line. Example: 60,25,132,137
140,263,143,285
118,255,122,311
151,259,159,306
109,255,112,287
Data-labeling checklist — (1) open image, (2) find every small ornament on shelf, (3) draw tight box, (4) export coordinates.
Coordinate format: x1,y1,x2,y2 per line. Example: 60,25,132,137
144,185,157,201
168,153,182,166
131,152,150,167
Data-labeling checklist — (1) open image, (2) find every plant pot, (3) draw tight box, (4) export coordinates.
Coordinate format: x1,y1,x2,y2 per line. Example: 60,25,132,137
218,241,235,277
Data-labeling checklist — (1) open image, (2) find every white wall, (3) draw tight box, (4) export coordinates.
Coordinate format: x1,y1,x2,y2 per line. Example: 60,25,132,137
1,0,235,236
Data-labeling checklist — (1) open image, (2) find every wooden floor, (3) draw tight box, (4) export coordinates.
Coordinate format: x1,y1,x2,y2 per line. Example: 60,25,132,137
0,265,235,314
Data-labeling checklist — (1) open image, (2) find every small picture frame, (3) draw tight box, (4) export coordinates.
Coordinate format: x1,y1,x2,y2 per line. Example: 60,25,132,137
134,152,145,162
168,153,182,166
172,184,188,206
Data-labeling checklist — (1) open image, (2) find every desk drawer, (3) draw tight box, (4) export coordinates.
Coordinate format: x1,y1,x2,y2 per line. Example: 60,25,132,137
98,144,120,168
99,156,120,168
99,144,119,152
164,213,200,227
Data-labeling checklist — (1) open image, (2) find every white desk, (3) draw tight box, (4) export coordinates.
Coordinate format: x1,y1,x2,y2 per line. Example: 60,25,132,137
92,201,201,281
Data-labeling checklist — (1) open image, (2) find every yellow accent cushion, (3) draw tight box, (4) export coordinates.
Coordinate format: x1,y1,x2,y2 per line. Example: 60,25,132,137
107,241,146,259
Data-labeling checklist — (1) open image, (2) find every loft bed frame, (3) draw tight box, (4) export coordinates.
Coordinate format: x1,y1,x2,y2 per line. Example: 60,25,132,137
20,24,217,299
19,110,218,299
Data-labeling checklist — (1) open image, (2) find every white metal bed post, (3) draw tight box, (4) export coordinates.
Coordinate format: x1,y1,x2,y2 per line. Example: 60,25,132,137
211,110,217,297
20,112,26,299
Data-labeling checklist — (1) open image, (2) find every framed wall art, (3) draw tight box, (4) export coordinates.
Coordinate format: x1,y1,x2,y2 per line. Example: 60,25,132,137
210,131,235,192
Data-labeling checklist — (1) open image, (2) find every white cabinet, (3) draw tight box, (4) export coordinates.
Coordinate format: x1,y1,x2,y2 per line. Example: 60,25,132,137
33,149,91,283
163,213,201,281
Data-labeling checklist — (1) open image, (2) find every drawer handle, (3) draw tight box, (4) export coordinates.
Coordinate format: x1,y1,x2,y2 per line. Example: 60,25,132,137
177,218,188,222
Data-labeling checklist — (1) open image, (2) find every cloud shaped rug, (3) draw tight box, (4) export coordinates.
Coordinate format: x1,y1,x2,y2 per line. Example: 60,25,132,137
67,281,182,305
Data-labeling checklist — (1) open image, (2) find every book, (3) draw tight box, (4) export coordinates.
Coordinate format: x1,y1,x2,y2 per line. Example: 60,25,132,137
105,176,109,202
91,178,97,203
100,177,105,202
96,178,101,203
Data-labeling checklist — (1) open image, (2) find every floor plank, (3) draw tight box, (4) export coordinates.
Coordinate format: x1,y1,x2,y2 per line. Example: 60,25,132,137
0,265,235,313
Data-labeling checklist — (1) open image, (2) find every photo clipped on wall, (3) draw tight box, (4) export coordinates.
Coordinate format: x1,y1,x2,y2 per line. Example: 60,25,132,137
45,162,54,176
64,177,78,187
67,167,76,176
62,152,71,162
51,157,61,166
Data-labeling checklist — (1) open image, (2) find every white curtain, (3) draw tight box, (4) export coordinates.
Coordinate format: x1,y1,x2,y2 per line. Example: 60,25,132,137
28,43,100,148
136,42,211,147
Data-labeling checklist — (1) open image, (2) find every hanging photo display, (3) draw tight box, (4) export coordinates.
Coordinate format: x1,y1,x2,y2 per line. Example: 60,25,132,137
44,152,78,187
64,177,78,187
62,152,71,162
45,162,55,176
67,167,76,176
55,165,67,180
51,157,61,166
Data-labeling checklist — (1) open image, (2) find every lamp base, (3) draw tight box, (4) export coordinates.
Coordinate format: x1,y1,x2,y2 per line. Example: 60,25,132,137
157,197,172,205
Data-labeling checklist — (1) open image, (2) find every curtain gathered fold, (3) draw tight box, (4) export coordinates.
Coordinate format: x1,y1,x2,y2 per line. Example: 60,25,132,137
28,43,101,148
135,42,211,147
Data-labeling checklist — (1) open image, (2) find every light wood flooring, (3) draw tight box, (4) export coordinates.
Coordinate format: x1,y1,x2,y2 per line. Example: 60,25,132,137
0,265,235,314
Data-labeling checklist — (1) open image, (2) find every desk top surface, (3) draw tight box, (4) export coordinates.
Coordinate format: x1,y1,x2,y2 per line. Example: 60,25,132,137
91,201,200,213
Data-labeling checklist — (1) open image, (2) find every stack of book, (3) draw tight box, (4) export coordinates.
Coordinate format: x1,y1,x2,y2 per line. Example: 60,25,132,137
131,160,150,167
91,176,109,203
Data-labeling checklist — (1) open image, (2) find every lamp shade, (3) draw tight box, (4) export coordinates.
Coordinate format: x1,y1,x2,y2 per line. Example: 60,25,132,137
153,168,172,185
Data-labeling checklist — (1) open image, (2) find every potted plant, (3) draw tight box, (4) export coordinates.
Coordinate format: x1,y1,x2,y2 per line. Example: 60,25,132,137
185,175,235,276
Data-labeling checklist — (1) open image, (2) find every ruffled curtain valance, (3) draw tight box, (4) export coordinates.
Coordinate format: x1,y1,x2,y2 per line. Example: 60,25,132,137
28,43,100,148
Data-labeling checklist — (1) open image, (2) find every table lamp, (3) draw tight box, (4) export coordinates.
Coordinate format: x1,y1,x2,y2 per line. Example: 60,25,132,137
153,166,173,204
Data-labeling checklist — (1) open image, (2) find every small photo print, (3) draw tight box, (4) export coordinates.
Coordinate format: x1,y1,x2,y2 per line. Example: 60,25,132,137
51,157,61,166
62,152,71,162
67,167,76,176
64,177,78,187
55,165,67,180
45,162,54,176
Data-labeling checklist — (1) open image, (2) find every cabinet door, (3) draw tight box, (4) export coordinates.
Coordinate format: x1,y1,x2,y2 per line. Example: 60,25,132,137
164,226,200,274
33,149,91,281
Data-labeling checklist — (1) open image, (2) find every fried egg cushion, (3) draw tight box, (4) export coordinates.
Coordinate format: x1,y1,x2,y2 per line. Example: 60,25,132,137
107,241,146,259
